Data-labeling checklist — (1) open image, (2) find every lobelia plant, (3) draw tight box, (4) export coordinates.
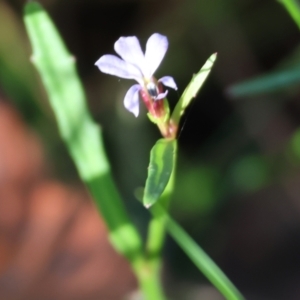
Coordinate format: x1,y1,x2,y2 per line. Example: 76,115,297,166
24,2,244,300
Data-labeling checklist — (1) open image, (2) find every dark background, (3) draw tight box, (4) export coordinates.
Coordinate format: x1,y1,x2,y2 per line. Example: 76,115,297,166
1,0,300,299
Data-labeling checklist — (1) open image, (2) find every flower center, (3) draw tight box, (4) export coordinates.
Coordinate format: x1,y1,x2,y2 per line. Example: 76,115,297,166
146,82,159,99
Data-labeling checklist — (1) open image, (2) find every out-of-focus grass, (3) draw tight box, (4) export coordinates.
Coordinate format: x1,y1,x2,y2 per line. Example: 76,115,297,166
0,1,46,124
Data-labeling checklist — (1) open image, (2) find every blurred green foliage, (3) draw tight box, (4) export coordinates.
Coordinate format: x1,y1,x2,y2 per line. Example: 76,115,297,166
0,1,45,123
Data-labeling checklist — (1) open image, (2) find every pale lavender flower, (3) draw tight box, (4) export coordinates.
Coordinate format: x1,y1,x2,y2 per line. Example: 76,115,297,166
95,33,177,117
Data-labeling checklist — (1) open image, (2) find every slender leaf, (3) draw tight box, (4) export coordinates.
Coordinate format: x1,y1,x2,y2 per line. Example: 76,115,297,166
151,204,245,300
144,139,177,208
24,2,143,261
171,53,217,125
278,0,300,30
229,0,300,98
228,67,300,97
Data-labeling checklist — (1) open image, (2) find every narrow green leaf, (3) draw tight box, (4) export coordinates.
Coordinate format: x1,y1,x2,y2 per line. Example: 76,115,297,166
151,204,245,300
24,2,143,262
144,139,177,208
278,0,300,30
24,2,104,181
228,67,300,97
171,53,217,126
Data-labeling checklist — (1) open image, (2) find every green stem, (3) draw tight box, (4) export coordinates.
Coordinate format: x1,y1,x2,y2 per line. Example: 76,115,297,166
142,140,177,300
133,260,166,300
151,204,245,300
279,0,300,29
146,167,176,259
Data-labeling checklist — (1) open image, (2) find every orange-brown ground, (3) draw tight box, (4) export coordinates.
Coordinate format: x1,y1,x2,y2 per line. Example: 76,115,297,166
0,101,136,300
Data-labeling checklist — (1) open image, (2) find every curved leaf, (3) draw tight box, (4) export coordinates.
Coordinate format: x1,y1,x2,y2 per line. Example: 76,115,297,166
171,53,217,126
144,139,177,208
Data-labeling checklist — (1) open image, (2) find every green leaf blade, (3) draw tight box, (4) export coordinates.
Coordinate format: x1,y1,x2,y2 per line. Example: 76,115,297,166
24,2,106,181
144,139,177,208
171,53,217,126
23,2,143,262
151,204,245,300
228,67,300,97
279,0,300,31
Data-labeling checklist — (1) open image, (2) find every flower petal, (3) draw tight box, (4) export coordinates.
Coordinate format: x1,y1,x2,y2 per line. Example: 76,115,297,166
114,36,146,75
155,90,168,100
95,54,143,84
158,76,178,90
145,33,168,77
124,84,141,117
